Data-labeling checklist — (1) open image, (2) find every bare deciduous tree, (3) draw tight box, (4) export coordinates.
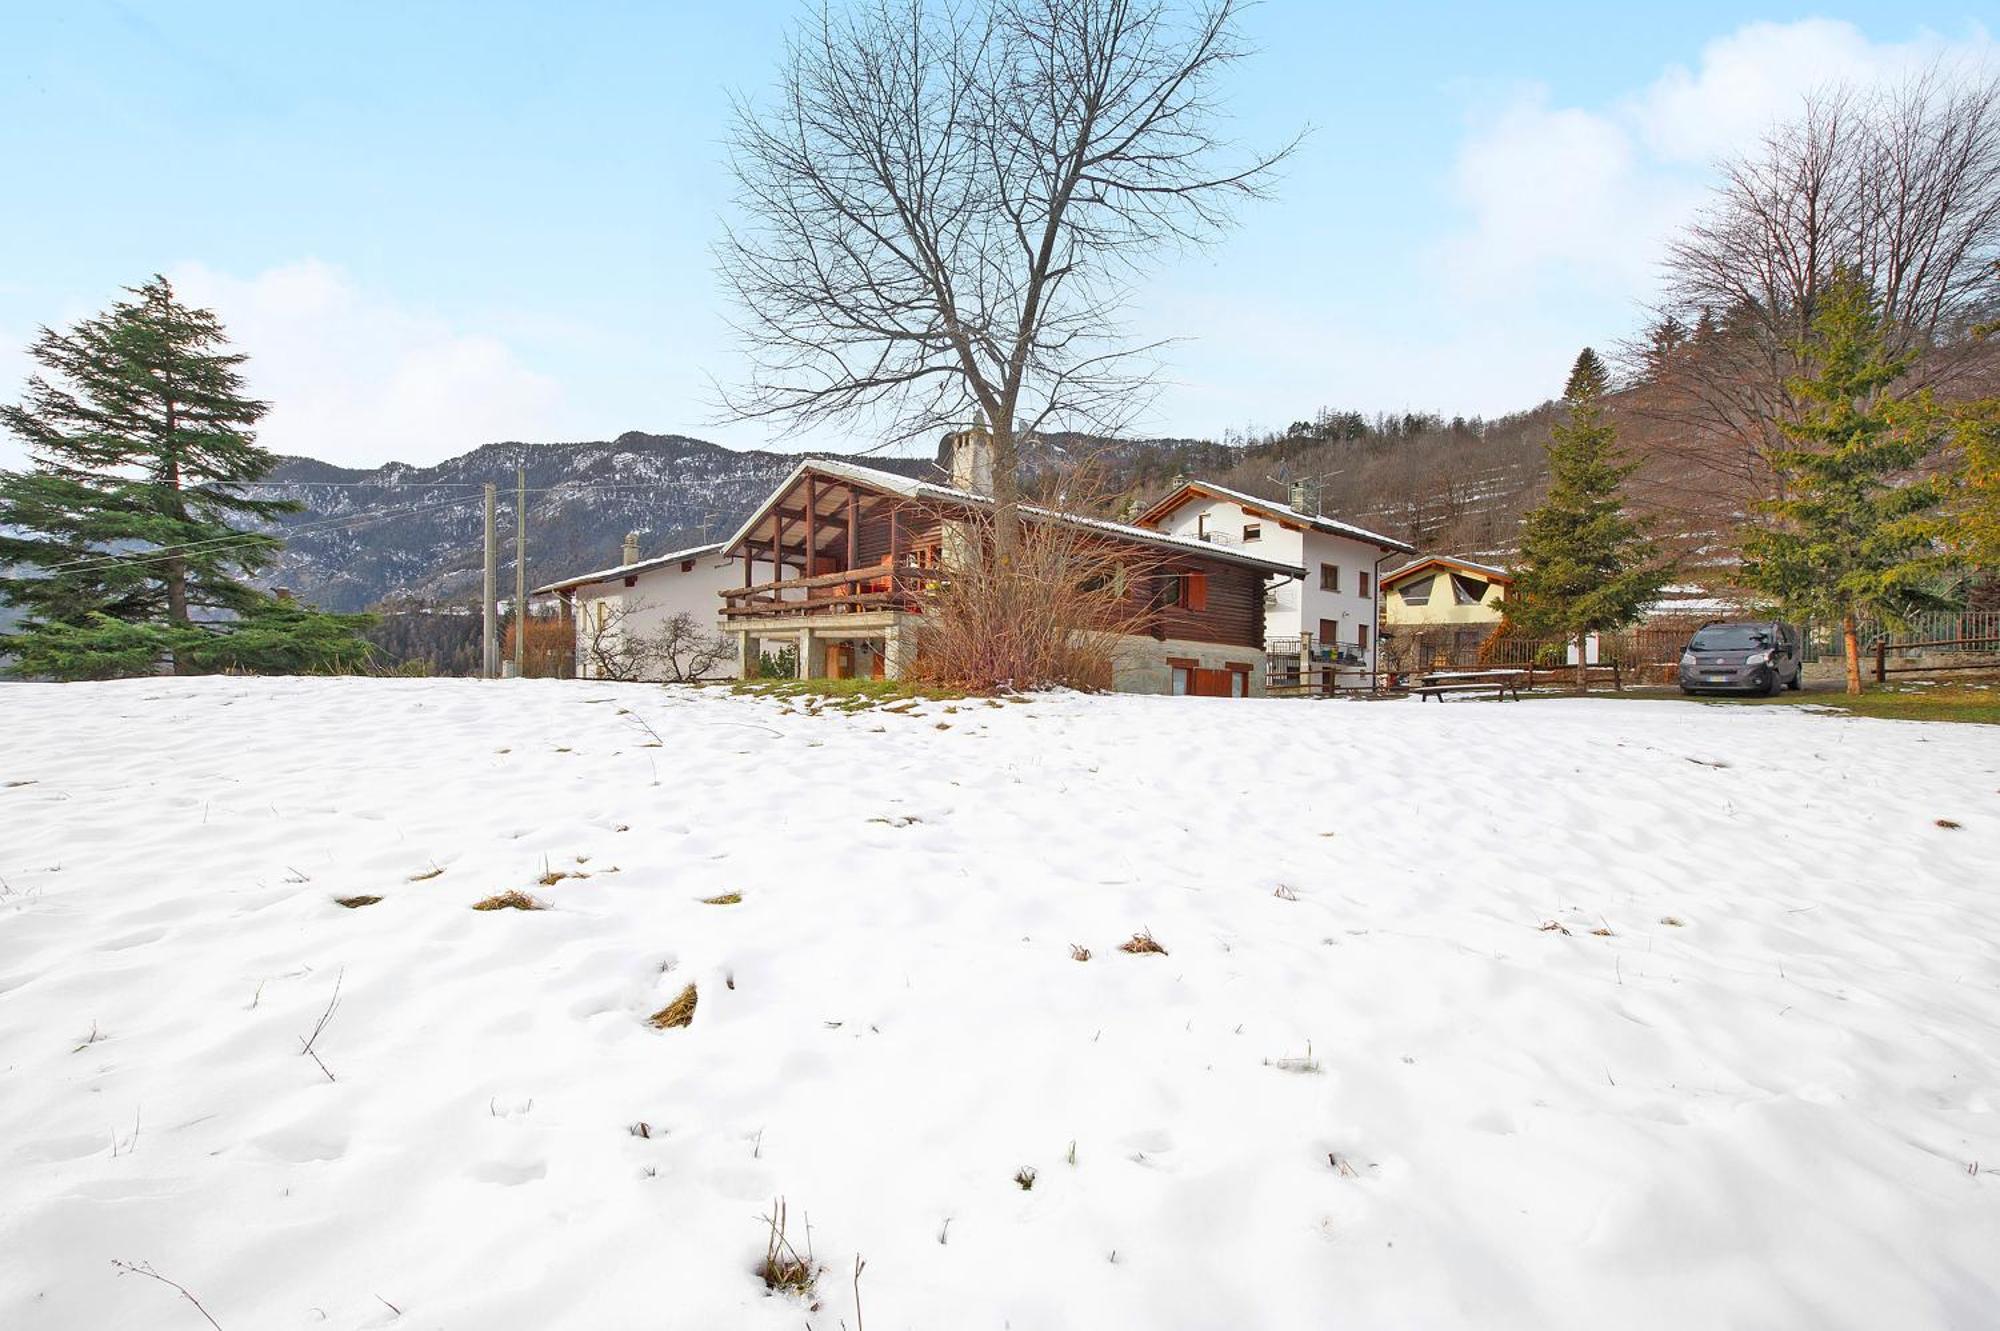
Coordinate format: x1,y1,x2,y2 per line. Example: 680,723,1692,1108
717,0,1295,543
582,600,730,682
1639,68,2000,519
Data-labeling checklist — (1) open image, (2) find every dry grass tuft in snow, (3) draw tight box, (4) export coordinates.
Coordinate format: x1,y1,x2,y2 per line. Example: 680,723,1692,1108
471,890,545,912
1069,943,1091,961
756,1198,819,1301
407,865,445,882
1118,929,1167,955
701,892,743,906
333,894,382,909
1014,1165,1038,1190
649,983,699,1029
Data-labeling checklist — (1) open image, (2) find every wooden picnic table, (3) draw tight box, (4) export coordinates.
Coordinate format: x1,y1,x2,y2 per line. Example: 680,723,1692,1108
1412,668,1525,702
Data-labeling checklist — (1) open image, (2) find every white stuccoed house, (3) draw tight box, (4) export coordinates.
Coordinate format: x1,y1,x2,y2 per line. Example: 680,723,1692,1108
532,534,778,680
1137,480,1414,688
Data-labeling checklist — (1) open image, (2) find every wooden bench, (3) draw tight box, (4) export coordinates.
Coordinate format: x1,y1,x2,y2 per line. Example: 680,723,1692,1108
1414,676,1522,702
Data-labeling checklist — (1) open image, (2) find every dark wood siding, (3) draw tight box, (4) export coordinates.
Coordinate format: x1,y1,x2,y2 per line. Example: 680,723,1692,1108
1144,555,1265,647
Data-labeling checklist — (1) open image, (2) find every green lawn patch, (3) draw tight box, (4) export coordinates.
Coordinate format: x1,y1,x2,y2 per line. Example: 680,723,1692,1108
726,677,970,710
1543,681,2000,726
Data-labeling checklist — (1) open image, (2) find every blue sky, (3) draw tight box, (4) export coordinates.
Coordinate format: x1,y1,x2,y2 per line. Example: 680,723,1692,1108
1,2,1994,469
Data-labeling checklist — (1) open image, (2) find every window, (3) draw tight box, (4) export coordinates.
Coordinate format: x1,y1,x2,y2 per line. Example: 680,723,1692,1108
1318,618,1337,646
1163,572,1207,611
1320,563,1340,592
1242,522,1262,542
1449,573,1489,605
1358,571,1371,599
1398,579,1432,606
1357,624,1369,651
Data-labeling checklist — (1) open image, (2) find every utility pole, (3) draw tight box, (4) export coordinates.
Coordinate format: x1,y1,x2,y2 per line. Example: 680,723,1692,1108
482,482,498,679
514,464,527,677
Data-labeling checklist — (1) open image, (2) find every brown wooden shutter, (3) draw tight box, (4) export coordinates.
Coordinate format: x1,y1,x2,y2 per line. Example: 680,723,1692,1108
1186,572,1208,611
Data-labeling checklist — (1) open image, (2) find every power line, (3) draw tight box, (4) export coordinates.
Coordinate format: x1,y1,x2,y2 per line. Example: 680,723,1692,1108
34,493,489,578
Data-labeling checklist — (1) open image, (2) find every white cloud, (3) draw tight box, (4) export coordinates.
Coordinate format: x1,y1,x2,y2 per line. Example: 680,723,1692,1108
165,259,565,467
1440,19,1998,304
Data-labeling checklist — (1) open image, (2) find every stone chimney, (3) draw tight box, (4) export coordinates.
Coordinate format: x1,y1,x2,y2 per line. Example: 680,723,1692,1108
941,425,994,497
622,531,641,565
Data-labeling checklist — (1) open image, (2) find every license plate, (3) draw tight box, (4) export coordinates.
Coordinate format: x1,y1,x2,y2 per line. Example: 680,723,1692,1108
1703,674,1733,683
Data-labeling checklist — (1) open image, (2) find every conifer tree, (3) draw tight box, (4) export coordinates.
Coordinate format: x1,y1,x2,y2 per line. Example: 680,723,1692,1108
1509,348,1670,685
0,276,371,679
1740,270,1953,694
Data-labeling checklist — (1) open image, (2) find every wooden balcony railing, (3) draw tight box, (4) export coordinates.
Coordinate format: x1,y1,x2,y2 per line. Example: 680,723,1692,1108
719,563,934,619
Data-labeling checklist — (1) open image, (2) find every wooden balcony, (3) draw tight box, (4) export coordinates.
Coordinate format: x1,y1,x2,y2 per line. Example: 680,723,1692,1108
719,563,934,620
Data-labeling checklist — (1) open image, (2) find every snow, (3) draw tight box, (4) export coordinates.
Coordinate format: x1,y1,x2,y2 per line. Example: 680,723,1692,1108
3,678,1998,1330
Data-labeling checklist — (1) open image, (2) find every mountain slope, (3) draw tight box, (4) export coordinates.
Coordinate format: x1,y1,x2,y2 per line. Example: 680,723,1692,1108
261,433,935,612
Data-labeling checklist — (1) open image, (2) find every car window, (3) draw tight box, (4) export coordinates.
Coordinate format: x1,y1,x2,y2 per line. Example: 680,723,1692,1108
1689,625,1772,651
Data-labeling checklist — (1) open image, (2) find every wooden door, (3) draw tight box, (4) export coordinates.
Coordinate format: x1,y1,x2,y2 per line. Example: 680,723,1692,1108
1191,667,1235,697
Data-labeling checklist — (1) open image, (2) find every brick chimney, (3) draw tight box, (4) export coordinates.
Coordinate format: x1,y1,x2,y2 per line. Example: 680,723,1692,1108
622,531,641,565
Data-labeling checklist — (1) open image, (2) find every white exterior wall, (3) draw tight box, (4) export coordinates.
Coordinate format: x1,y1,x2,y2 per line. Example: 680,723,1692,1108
572,554,775,681
1152,498,1388,672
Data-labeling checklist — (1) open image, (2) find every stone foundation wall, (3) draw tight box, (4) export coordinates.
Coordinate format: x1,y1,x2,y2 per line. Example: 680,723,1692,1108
1110,635,1267,697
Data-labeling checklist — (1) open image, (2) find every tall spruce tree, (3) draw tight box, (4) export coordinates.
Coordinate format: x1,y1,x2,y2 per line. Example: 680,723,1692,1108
1509,348,1670,685
1739,270,1953,695
0,276,371,679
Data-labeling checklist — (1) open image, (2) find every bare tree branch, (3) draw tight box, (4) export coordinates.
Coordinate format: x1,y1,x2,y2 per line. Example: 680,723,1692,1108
715,0,1298,536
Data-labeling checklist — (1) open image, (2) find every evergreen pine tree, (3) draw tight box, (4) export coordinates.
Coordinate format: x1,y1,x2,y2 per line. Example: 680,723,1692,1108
0,276,372,679
1739,270,1953,694
1509,347,1671,685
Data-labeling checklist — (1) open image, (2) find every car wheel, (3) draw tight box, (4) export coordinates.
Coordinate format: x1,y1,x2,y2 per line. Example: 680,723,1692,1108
1785,670,1802,692
1764,671,1784,697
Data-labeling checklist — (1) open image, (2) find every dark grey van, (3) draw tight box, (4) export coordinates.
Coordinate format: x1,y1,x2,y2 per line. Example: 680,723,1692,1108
1678,621,1803,695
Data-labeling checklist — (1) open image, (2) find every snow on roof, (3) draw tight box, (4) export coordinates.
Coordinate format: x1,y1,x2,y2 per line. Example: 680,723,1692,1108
1139,479,1415,553
1382,553,1513,584
725,456,1309,577
530,541,727,596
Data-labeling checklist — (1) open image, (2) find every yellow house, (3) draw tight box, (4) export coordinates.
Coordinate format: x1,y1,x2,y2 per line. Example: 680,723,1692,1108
1380,555,1512,629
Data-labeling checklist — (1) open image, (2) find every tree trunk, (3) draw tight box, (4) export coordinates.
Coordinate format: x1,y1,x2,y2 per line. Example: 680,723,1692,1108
991,417,1020,560
1575,631,1588,690
1842,611,1862,695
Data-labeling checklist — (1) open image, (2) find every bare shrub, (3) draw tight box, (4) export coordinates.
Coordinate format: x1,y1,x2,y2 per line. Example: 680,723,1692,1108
908,475,1173,692
1119,930,1167,955
582,600,731,682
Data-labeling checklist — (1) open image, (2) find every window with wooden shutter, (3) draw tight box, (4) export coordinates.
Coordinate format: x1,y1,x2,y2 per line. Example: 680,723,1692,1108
1184,572,1208,611
1320,563,1339,591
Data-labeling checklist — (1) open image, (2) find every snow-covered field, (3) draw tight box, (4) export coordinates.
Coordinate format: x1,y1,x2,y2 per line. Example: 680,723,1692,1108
3,678,1997,1330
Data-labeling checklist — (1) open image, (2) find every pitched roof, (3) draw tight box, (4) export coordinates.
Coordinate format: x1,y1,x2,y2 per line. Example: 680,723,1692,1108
530,541,727,596
1135,479,1415,553
1381,554,1513,587
723,456,1308,577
